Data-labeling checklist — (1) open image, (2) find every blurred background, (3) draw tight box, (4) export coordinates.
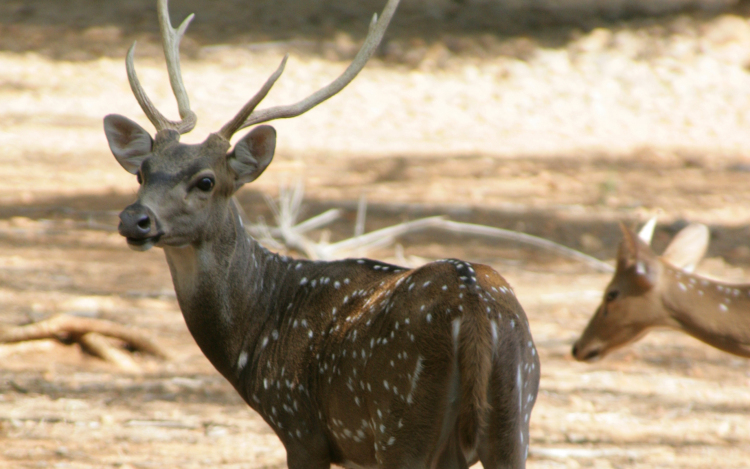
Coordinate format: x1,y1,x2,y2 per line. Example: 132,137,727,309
1,1,749,467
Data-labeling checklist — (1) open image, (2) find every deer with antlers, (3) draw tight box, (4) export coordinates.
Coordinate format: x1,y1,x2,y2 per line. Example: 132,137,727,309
573,219,750,361
103,0,539,467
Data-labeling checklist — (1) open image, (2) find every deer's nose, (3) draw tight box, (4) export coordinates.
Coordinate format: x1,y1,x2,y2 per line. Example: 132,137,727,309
119,203,156,238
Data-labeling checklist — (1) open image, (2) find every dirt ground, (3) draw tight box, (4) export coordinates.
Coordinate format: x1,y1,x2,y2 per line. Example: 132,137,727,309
2,1,750,468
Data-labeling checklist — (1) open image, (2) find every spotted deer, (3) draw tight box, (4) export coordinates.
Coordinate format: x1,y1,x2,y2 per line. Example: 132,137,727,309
573,221,750,361
103,0,540,467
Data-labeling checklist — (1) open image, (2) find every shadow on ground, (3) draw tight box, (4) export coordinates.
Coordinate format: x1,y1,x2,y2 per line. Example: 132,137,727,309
2,188,748,270
3,0,750,60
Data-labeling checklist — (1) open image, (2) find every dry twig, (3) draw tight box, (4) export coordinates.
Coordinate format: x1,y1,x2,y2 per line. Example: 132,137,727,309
0,314,170,371
248,183,613,273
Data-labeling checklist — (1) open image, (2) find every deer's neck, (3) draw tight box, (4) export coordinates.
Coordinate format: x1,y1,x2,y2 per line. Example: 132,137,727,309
162,200,292,385
660,265,750,357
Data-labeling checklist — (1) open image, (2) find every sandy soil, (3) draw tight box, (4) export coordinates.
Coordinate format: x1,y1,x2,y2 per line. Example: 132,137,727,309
2,1,750,468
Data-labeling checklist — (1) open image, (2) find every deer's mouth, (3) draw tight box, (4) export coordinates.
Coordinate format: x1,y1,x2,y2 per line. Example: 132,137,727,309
572,342,604,362
580,348,603,362
126,234,162,252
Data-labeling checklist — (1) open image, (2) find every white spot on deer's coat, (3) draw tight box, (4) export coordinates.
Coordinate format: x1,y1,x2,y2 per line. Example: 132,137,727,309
678,282,687,291
261,336,269,348
452,318,461,346
516,364,523,416
423,281,431,288
426,313,432,323
334,281,341,289
271,330,279,340
237,351,248,370
407,355,424,404
490,320,499,348
720,303,729,312
300,277,308,285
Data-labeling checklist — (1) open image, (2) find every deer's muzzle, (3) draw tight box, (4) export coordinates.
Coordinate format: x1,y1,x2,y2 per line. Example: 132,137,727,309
119,202,162,251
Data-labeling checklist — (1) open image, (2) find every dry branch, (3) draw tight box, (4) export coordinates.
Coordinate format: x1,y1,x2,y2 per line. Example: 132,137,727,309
79,332,141,373
248,185,613,272
0,314,170,369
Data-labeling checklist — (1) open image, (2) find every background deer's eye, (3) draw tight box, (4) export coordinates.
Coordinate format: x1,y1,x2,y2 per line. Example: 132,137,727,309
195,177,215,192
605,290,619,302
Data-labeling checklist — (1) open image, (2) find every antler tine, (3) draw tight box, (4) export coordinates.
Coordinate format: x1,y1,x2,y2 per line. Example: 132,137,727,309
221,0,400,137
125,0,197,134
218,55,289,140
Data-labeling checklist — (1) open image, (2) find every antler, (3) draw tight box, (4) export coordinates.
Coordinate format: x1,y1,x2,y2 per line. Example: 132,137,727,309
218,0,401,140
126,0,197,134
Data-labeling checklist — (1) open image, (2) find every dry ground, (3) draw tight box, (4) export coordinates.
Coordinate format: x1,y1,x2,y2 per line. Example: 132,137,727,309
2,1,750,468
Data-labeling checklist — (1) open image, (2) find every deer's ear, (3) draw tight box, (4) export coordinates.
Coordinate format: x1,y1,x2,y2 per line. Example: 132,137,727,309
617,223,639,269
661,223,709,272
104,114,153,175
227,125,276,189
617,223,659,289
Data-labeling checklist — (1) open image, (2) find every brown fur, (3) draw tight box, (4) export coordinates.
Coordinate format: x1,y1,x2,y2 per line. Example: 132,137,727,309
574,224,750,361
457,310,492,453
103,2,540,466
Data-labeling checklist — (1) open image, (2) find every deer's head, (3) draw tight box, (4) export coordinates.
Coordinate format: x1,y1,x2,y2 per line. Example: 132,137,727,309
105,115,276,251
572,225,664,361
572,221,710,361
103,0,398,251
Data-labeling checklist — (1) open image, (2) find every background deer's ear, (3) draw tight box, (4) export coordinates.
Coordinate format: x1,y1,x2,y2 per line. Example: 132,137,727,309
103,114,153,175
227,125,276,189
661,223,709,273
617,223,659,289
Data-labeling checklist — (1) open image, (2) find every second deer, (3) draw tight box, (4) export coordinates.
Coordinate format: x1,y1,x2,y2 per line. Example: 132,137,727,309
573,220,750,361
102,0,540,467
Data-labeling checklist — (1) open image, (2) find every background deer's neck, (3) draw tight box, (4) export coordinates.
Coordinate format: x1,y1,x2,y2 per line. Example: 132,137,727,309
162,200,292,385
660,264,750,357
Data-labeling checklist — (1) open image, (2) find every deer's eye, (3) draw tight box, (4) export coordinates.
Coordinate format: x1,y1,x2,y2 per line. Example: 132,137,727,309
194,177,215,192
605,290,619,302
